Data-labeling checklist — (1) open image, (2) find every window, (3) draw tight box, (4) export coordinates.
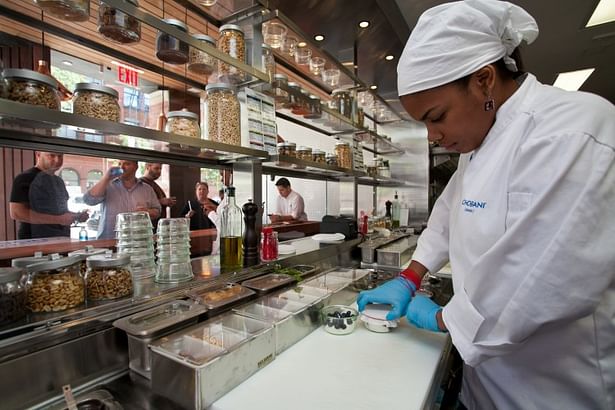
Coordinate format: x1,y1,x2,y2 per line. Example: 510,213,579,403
60,168,80,186
86,170,103,189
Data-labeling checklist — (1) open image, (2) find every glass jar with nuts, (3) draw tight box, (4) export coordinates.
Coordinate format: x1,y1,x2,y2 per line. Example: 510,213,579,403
206,83,240,145
0,267,27,326
326,153,339,167
217,24,246,84
25,256,85,313
335,141,352,169
85,253,133,301
166,109,201,139
156,19,189,65
3,68,60,110
73,83,121,122
312,149,326,164
98,0,141,44
188,34,216,76
272,73,289,105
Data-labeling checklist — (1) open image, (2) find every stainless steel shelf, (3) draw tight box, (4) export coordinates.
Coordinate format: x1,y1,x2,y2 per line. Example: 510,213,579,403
354,130,405,155
263,155,371,181
0,99,269,164
357,175,414,187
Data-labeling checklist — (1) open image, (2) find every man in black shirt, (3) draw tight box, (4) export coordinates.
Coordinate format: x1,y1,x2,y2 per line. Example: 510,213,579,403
9,152,87,239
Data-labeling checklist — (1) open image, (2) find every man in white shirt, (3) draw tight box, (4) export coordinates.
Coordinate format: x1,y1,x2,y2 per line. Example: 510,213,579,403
270,178,307,223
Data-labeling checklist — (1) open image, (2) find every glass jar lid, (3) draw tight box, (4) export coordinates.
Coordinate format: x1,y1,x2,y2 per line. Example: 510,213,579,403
26,255,81,273
68,246,109,260
205,83,235,92
74,83,119,99
313,149,325,154
0,267,25,283
3,68,58,89
297,146,311,151
87,253,130,268
192,33,215,44
335,141,350,146
11,253,51,268
219,24,244,34
286,142,297,147
287,82,300,89
162,18,188,31
167,109,198,119
273,73,288,81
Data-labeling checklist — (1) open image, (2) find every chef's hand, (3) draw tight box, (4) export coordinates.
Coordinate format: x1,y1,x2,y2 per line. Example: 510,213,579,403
357,277,416,320
405,295,445,332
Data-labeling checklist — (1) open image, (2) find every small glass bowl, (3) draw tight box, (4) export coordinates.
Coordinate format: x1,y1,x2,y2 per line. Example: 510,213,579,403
115,230,153,240
294,46,312,65
321,305,359,335
156,234,191,245
309,57,326,76
116,211,152,227
155,262,193,283
263,21,287,49
322,68,341,87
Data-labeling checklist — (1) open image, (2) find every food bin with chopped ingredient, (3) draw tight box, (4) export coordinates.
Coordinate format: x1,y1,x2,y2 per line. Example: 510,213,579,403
25,255,84,313
165,109,200,138
188,283,255,310
234,289,324,354
73,83,121,122
113,299,207,379
150,312,274,409
241,273,295,294
0,267,27,326
85,253,133,301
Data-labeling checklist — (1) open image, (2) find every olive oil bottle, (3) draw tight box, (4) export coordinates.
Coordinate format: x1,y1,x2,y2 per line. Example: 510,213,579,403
219,186,243,269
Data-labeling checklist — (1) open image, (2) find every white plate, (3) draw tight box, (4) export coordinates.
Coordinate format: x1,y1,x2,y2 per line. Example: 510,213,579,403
311,233,346,243
278,244,296,255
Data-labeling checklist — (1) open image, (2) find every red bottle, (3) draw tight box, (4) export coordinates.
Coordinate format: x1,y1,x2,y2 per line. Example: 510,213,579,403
260,227,279,262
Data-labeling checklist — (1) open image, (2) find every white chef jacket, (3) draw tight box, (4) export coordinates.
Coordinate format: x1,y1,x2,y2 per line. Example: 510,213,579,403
275,190,307,221
412,74,615,410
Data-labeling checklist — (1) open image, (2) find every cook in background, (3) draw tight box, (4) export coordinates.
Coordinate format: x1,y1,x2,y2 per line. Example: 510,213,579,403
84,160,161,239
9,151,88,239
269,178,307,223
139,162,177,219
357,1,615,409
181,181,219,230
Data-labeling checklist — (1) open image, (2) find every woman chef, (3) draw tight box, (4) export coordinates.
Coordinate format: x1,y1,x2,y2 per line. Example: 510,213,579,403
357,1,615,409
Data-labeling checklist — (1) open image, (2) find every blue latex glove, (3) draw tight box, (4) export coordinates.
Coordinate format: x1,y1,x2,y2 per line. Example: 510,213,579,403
356,277,416,320
405,295,444,332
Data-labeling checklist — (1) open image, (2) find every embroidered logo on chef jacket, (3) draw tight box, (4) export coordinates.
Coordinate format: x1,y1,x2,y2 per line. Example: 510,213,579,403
461,199,487,213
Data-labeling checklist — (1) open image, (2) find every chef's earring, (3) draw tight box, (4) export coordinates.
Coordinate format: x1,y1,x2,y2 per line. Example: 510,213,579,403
484,97,495,111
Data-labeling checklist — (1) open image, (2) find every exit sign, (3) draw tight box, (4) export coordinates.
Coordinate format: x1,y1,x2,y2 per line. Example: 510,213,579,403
118,66,139,87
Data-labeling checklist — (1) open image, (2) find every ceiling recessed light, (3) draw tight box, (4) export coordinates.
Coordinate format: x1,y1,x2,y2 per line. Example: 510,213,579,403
314,34,324,41
552,68,595,91
61,60,73,66
297,41,307,47
359,21,370,28
370,85,377,90
385,55,394,61
586,0,615,27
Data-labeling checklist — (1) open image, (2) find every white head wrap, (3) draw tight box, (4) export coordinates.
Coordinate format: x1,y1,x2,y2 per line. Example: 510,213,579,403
397,0,539,96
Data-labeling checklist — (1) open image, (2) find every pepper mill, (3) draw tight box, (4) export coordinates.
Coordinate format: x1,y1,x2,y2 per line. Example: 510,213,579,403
242,199,259,267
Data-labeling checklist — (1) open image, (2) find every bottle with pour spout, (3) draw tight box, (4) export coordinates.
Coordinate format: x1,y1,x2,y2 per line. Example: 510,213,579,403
219,186,243,269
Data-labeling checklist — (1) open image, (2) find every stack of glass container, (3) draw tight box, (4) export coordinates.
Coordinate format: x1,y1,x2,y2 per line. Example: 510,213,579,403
155,218,193,283
115,212,156,279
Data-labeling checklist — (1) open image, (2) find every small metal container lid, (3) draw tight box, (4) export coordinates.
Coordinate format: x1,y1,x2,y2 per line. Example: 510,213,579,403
11,253,51,268
287,82,300,89
0,267,25,283
74,83,119,99
113,299,207,337
3,68,59,89
87,253,130,268
188,283,255,310
192,33,215,44
26,255,81,273
167,109,198,119
68,246,109,261
273,73,288,81
161,18,188,31
335,141,350,146
312,149,325,154
205,83,235,92
297,146,311,152
219,24,244,33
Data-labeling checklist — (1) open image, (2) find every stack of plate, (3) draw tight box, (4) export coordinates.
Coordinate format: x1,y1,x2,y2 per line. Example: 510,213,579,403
115,211,156,279
155,218,193,283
